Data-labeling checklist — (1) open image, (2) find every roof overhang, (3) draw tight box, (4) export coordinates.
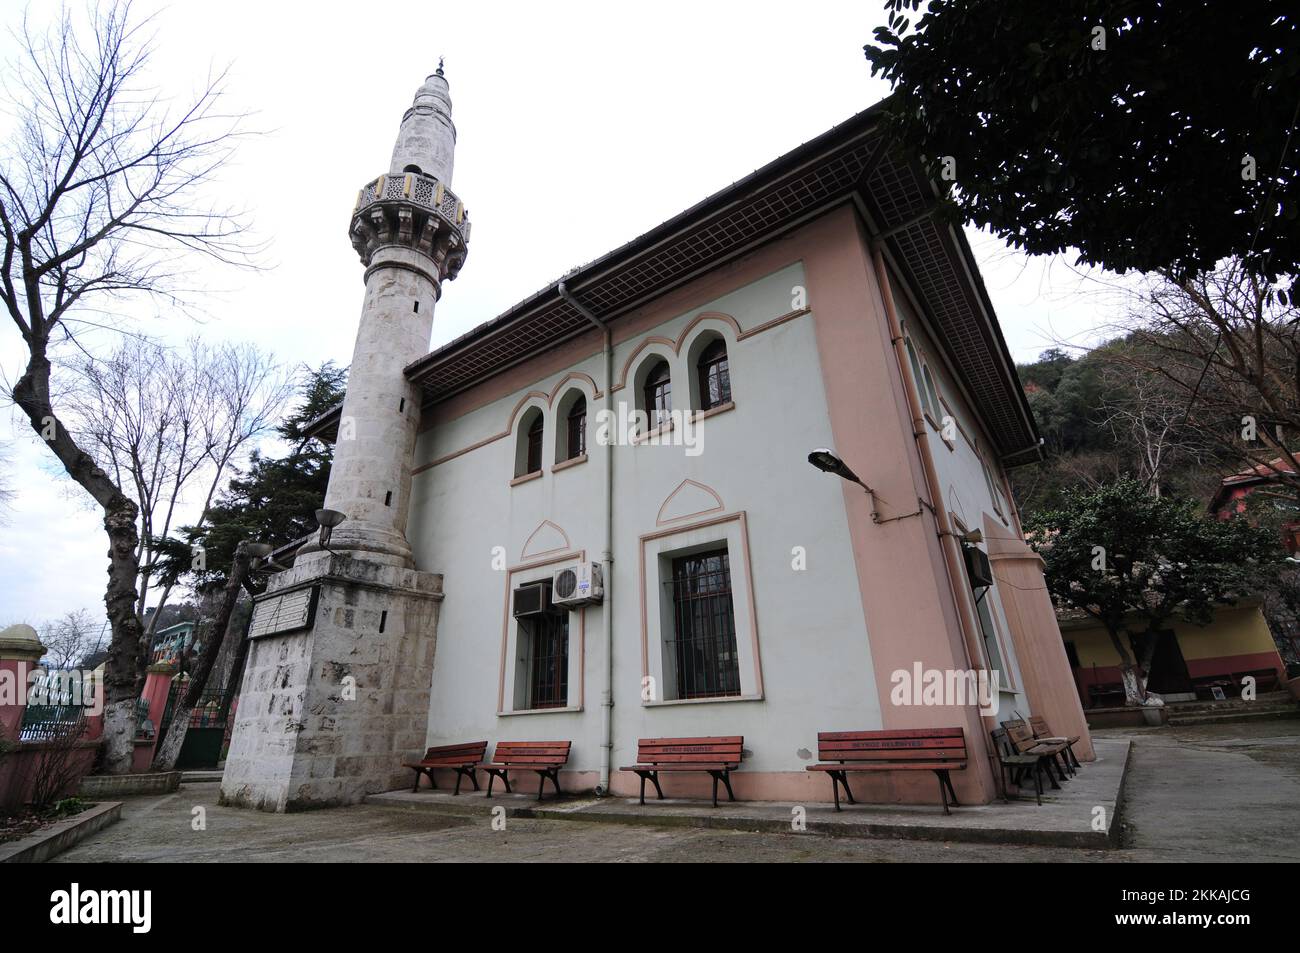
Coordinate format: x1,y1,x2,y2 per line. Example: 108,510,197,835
342,101,1041,466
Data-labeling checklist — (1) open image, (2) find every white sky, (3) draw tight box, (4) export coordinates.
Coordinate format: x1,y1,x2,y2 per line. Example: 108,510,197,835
0,0,1117,634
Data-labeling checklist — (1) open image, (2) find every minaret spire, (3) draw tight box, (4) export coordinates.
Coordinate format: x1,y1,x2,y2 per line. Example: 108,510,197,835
389,65,456,183
313,72,471,566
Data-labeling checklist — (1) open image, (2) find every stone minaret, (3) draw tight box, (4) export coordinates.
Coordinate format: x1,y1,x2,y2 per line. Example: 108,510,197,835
316,63,470,566
220,68,465,812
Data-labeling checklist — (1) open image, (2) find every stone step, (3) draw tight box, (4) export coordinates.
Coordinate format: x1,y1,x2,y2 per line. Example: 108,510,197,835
1167,707,1300,727
1163,693,1293,715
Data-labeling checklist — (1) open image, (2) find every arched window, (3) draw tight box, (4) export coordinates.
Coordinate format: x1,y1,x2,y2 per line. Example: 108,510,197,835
696,339,731,410
642,359,671,428
565,395,587,460
922,365,941,420
526,415,544,473
515,407,545,478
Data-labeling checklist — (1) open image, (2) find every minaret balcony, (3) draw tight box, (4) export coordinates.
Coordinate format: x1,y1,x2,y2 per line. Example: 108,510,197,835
349,171,470,280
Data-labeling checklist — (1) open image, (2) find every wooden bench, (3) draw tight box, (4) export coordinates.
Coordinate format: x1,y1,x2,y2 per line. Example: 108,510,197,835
1233,668,1280,693
1191,674,1235,699
480,741,571,801
403,741,488,795
806,728,967,813
990,728,1050,805
1088,682,1125,708
1002,720,1068,786
620,736,743,807
1028,715,1081,772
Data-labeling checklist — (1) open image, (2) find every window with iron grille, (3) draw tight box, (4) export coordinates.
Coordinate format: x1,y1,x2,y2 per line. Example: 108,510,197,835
520,610,569,709
643,359,671,429
696,339,731,410
665,548,740,699
566,395,586,459
526,414,544,474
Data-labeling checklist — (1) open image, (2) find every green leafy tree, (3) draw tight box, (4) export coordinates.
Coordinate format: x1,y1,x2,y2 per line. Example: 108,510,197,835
1028,479,1283,705
865,1,1299,280
155,362,345,592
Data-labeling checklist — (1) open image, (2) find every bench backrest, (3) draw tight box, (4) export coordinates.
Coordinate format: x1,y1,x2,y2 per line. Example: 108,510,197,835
1028,715,1054,738
815,728,966,764
492,740,571,767
989,728,1019,762
635,736,744,766
419,740,488,765
1002,720,1042,754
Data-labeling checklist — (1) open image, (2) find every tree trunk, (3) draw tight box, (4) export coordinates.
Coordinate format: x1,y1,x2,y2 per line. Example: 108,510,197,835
1106,627,1147,706
151,543,252,772
14,350,145,775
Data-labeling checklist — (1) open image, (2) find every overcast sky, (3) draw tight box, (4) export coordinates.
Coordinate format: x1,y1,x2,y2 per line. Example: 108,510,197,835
0,0,1117,635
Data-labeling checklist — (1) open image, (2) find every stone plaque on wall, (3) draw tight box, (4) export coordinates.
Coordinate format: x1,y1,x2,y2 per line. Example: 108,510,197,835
248,585,319,639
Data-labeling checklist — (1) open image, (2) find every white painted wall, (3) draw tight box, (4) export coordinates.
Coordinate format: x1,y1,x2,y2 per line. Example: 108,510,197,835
407,260,888,780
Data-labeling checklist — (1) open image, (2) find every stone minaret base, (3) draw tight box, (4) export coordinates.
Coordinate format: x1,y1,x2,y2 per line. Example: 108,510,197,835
219,552,441,812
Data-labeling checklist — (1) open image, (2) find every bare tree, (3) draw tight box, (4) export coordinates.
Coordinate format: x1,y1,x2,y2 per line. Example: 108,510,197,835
62,335,290,654
1116,260,1300,501
1096,360,1210,497
39,608,97,669
0,442,15,521
0,2,255,773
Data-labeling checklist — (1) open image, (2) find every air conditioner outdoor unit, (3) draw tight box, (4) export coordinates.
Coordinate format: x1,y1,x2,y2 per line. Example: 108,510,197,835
963,545,994,589
512,580,553,617
552,562,604,607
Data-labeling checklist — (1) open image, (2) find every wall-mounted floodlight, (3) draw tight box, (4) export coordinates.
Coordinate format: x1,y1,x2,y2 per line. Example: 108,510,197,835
315,509,347,552
246,541,288,574
807,448,867,488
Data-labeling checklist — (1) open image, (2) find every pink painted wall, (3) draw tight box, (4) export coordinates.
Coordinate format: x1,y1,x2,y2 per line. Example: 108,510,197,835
802,206,1000,805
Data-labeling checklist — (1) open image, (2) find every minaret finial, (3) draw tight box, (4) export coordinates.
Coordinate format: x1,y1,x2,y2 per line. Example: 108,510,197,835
436,56,444,76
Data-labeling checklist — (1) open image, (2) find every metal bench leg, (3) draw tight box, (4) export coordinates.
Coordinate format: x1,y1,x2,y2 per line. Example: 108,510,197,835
485,771,495,798
650,771,664,800
470,769,480,792
936,771,950,815
454,769,464,796
537,771,546,801
710,772,719,808
549,768,562,798
638,772,647,806
502,771,513,794
720,769,736,803
938,769,959,808
1045,758,1062,789
411,769,422,793
840,772,856,805
830,772,842,811
1033,763,1043,806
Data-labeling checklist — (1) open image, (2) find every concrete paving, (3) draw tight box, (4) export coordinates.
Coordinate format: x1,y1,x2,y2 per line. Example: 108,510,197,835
365,737,1129,848
52,721,1300,862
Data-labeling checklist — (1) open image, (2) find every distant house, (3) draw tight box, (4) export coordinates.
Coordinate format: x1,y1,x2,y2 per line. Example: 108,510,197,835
1058,599,1287,707
1208,457,1300,552
149,621,200,669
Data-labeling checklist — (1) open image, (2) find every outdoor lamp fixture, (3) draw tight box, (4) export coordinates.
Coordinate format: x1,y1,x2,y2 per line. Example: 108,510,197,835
315,508,347,552
807,448,924,526
246,542,288,574
807,449,868,489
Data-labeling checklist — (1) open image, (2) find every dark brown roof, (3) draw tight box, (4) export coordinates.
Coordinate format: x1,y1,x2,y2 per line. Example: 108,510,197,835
319,102,1044,465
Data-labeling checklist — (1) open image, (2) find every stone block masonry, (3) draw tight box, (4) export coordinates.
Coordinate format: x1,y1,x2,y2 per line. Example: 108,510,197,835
220,552,442,812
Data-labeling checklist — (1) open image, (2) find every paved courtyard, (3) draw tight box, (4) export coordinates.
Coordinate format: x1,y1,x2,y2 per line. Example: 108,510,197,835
54,720,1300,863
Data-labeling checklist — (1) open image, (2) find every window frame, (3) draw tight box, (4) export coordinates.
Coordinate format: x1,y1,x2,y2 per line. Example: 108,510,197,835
695,338,732,411
565,395,587,460
642,358,672,430
525,414,544,474
664,547,741,700
640,512,764,706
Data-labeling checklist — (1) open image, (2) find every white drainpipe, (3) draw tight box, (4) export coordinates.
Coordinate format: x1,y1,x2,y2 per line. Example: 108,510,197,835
558,275,615,795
